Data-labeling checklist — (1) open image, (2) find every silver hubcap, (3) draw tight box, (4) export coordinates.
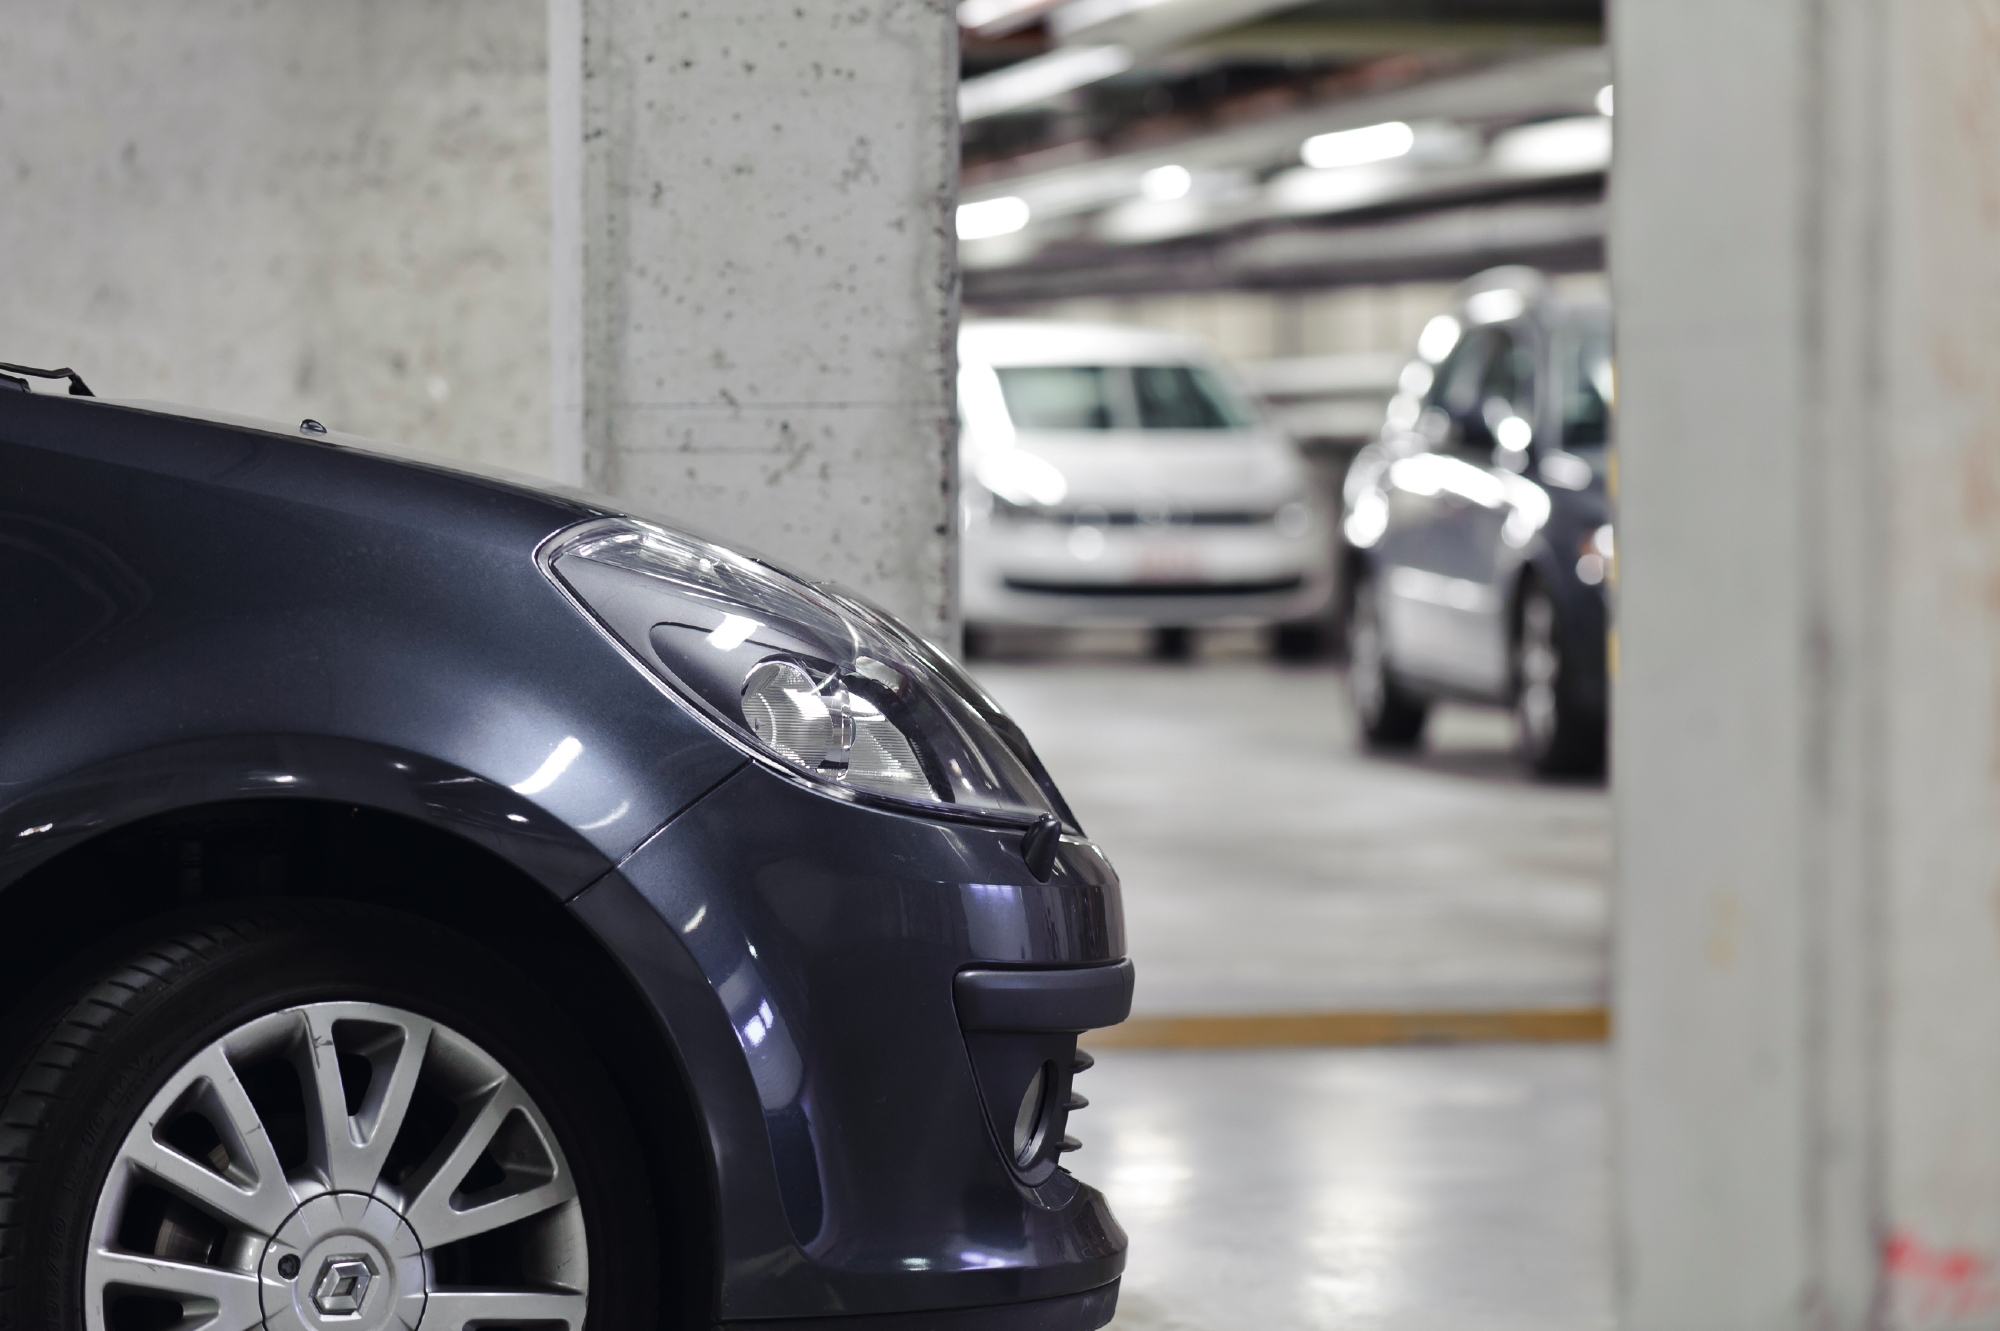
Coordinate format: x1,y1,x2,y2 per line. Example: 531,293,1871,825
84,1002,588,1331
1349,589,1386,723
265,1194,422,1331
1518,590,1560,751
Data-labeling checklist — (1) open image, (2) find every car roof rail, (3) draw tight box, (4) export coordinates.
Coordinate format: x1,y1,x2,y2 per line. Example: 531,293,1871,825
0,362,93,397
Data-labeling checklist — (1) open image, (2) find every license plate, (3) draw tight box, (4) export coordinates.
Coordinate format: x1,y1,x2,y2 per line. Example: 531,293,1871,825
1135,544,1203,582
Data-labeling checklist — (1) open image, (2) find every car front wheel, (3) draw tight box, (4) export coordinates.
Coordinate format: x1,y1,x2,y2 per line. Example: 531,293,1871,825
1346,574,1427,748
1514,578,1606,777
0,903,657,1331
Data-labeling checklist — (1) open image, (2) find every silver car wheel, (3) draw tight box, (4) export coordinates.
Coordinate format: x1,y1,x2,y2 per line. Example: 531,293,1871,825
83,1001,588,1331
1349,587,1387,724
1517,588,1561,754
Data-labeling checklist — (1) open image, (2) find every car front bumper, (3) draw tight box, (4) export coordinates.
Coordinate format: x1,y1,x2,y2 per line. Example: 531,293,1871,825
723,1282,1121,1330
570,762,1129,1326
963,514,1335,628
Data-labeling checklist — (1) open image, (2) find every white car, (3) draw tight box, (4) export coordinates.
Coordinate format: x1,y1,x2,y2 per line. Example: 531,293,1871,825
958,320,1334,654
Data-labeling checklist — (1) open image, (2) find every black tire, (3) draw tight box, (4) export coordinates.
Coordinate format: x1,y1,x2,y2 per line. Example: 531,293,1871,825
1151,626,1193,661
0,902,658,1331
1514,577,1607,777
1346,575,1427,748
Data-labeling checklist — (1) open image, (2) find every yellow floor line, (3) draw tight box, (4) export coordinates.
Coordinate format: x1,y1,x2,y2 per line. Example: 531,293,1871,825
1088,1007,1610,1049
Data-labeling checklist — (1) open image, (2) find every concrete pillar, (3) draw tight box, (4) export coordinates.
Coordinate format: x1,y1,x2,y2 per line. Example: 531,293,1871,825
0,2,551,474
550,0,960,640
1614,0,2000,1325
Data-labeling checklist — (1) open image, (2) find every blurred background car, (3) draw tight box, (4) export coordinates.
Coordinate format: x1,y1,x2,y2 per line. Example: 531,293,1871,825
1339,266,1614,775
959,319,1335,659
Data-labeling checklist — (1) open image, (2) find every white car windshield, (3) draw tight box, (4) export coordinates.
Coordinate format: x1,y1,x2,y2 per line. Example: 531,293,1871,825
994,364,1255,431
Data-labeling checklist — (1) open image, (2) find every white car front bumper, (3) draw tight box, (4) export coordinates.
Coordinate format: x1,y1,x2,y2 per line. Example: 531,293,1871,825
962,513,1336,628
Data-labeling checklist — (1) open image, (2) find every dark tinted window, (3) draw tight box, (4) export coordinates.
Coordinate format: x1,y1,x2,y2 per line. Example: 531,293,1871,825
1560,323,1614,448
1429,327,1536,459
995,367,1115,430
1434,328,1534,417
1131,365,1252,430
1433,328,1496,416
1481,333,1535,417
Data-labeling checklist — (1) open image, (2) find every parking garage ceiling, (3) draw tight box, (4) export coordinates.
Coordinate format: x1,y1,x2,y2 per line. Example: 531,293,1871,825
959,0,1607,304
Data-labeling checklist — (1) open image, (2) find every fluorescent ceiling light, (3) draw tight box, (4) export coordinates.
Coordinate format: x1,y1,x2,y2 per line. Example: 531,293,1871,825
1140,164,1192,200
1049,0,1175,38
1300,120,1414,170
959,44,1134,121
1051,0,1309,46
957,196,1031,240
1096,195,1207,244
957,0,1059,34
1490,115,1612,176
1267,161,1401,216
1595,84,1614,116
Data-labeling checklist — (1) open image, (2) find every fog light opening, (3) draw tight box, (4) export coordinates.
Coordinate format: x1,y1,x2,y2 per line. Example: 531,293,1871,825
1012,1063,1052,1167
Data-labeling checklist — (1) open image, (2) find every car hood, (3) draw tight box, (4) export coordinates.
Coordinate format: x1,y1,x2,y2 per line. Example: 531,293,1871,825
93,397,827,580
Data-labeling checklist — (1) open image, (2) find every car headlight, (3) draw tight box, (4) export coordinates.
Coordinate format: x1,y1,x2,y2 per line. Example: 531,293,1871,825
541,518,1069,826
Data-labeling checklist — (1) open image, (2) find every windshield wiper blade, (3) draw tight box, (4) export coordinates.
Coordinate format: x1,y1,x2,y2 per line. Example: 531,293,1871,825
0,362,93,397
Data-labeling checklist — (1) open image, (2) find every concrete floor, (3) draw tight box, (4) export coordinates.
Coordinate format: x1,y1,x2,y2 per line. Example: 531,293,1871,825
977,655,1612,1015
1072,1045,1614,1331
975,650,1616,1329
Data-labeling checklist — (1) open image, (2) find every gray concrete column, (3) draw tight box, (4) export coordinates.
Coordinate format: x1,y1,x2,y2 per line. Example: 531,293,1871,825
1615,0,2000,1325
550,0,960,640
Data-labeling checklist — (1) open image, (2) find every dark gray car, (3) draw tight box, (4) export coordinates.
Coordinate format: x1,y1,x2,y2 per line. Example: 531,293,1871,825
0,369,1131,1331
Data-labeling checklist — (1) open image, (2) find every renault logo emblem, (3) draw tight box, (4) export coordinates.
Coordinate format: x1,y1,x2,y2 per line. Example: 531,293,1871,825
311,1254,377,1317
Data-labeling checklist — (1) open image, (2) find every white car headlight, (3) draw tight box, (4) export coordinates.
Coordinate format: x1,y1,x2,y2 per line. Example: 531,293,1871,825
542,518,1069,825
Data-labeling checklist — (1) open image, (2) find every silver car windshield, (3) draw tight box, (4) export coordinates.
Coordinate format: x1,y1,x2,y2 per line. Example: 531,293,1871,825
1558,322,1615,451
995,364,1255,431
